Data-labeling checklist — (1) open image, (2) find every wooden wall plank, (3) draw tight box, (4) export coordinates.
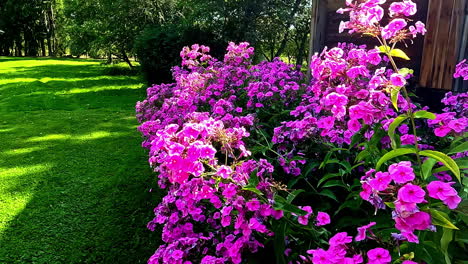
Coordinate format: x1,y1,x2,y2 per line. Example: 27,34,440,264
420,0,442,87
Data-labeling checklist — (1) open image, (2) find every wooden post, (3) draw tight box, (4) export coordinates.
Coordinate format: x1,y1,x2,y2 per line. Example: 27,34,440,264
306,0,319,81
420,0,466,90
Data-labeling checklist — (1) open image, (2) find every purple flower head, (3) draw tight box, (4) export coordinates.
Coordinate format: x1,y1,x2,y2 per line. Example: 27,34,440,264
369,171,392,191
355,221,376,241
367,248,391,264
315,212,331,226
382,19,407,39
397,183,425,203
388,161,415,184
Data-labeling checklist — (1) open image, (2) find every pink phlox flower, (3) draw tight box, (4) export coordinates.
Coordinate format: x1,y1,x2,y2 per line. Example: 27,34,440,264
409,21,426,37
426,181,458,200
369,171,392,191
454,59,468,80
315,212,331,226
246,199,261,211
355,221,376,241
390,73,406,87
388,161,415,184
329,232,353,246
367,248,391,264
317,116,336,129
402,261,418,264
382,18,407,39
389,1,417,17
397,183,425,203
295,206,313,225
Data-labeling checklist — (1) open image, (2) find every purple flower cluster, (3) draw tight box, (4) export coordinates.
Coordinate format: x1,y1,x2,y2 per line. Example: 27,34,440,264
137,42,332,263
338,0,426,42
454,59,468,80
360,161,461,244
303,232,392,264
425,91,468,137
136,0,466,262
272,43,412,147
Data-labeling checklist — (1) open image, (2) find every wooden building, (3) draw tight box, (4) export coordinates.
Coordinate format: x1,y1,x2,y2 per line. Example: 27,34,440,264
311,0,468,93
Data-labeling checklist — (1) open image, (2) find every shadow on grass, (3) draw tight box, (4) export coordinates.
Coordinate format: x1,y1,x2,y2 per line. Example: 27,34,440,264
0,112,162,264
0,58,161,263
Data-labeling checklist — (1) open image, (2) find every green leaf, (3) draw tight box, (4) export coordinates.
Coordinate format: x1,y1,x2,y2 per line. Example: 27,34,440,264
432,157,468,174
421,158,437,179
420,150,461,182
391,49,411,60
448,141,468,155
274,195,307,215
391,87,401,111
349,127,364,149
247,169,259,186
440,228,453,264
317,173,341,187
335,199,362,215
242,187,263,196
414,110,436,120
377,45,391,53
355,149,370,162
286,189,305,203
322,180,348,189
318,189,338,202
399,68,414,77
376,148,417,170
388,115,408,149
319,151,334,169
377,45,411,60
242,169,262,195
430,209,459,230
273,221,287,264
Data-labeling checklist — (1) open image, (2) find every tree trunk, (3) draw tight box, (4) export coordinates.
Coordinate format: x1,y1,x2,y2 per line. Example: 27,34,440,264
47,37,53,56
106,51,113,64
306,0,319,82
121,50,134,68
41,39,46,56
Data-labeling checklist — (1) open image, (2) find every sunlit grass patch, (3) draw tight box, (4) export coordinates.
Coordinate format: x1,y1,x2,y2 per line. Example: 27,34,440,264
0,57,159,263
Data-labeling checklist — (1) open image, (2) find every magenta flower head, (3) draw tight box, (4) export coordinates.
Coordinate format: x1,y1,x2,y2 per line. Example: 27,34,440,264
402,261,418,264
355,221,376,241
389,1,417,17
454,59,468,80
426,181,457,200
369,171,392,191
382,18,407,39
405,211,431,230
398,183,426,203
388,161,415,184
216,165,233,179
443,195,462,210
390,73,406,87
329,232,353,247
295,206,313,225
315,212,331,226
367,248,391,264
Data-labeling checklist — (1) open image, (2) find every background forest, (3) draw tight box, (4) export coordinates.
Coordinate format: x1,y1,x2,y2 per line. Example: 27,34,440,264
0,0,313,84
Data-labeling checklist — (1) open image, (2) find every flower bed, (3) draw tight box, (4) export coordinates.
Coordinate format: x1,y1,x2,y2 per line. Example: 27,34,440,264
136,1,467,263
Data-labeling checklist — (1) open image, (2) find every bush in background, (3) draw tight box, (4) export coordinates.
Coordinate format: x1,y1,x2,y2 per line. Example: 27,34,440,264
135,24,225,85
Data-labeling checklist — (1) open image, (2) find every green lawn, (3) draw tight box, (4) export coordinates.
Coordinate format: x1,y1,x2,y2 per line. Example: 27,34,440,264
0,57,160,263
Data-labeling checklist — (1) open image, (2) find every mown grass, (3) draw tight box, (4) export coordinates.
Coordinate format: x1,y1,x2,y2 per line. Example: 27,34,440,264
0,57,160,263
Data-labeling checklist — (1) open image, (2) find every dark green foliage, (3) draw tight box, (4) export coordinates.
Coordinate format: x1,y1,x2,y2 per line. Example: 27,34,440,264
102,63,140,76
135,24,225,84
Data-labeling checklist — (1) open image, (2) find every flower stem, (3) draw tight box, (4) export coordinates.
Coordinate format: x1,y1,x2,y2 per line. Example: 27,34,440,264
381,38,424,175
